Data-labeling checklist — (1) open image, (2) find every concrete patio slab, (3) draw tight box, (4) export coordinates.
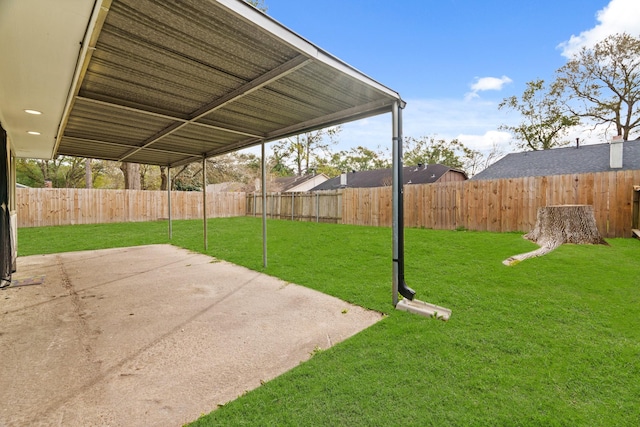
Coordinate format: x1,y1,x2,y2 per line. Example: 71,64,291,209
0,245,382,426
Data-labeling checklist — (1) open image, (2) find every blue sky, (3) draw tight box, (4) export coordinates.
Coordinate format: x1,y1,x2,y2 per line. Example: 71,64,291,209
253,0,640,158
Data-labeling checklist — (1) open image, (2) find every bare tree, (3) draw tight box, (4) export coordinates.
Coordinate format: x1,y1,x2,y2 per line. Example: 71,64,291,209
463,143,505,177
554,32,640,140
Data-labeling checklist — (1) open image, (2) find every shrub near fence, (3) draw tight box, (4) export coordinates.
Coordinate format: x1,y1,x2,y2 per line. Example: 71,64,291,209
16,188,246,227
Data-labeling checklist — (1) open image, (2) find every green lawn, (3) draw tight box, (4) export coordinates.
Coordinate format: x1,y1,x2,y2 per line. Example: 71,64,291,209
18,217,640,426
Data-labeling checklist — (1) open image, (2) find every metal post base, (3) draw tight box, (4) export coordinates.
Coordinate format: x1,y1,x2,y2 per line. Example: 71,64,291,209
396,298,452,321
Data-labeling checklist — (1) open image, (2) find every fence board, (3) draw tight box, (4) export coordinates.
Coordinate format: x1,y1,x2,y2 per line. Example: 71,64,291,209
16,188,246,227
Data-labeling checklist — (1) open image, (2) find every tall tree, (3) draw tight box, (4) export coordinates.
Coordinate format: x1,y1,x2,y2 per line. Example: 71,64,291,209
403,136,470,170
244,0,267,12
499,79,579,150
160,167,168,191
85,158,92,188
329,145,390,174
120,162,141,190
554,32,640,140
268,150,294,177
271,127,341,176
16,157,89,188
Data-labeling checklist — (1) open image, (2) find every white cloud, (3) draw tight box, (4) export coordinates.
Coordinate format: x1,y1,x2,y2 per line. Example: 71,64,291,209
465,76,513,100
470,76,513,92
456,130,513,153
334,98,520,155
558,0,640,58
245,97,524,162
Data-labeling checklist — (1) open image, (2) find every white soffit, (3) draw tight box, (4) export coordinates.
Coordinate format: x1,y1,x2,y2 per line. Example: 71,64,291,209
2,0,402,166
0,0,96,159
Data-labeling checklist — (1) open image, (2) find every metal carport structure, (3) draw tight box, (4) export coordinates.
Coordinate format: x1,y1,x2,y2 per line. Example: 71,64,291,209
1,0,449,315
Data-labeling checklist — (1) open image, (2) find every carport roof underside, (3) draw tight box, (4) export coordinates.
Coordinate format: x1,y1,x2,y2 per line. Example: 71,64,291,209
0,0,403,167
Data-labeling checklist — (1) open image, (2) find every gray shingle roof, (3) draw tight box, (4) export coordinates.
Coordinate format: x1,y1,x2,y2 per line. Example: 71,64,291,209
273,175,318,192
310,164,466,191
471,141,640,180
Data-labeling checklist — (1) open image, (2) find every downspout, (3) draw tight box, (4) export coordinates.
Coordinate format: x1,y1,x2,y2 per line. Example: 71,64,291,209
392,100,415,306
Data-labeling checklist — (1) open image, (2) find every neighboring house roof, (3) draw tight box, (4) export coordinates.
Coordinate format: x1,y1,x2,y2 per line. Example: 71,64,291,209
310,164,467,191
471,141,640,181
16,183,29,188
272,174,329,192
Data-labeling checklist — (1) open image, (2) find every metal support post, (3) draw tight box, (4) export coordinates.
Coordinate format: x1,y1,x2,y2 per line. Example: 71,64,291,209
203,157,208,251
261,140,268,268
167,167,172,239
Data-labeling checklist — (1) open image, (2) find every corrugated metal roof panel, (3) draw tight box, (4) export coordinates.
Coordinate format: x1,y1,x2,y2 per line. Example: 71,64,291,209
55,0,402,167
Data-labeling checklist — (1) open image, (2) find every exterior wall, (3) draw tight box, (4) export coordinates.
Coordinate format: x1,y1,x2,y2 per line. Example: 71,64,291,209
0,126,16,277
9,146,17,271
436,170,467,183
285,174,329,192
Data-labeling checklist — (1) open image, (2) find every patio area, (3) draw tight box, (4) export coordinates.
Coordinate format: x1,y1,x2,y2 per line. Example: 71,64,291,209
0,244,382,426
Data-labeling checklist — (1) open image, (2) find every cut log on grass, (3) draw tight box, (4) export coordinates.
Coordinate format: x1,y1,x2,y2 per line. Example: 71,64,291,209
503,205,608,266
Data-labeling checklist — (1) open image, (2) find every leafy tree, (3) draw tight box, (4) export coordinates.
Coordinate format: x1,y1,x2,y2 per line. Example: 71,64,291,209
271,127,341,176
499,79,579,150
16,157,95,188
554,32,640,141
328,145,390,174
268,150,294,177
403,136,469,170
244,0,267,12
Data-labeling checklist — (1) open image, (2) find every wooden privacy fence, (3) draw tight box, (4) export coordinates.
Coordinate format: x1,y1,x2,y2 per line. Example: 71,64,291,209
343,170,639,238
16,188,246,227
247,170,639,238
246,190,342,223
16,170,640,237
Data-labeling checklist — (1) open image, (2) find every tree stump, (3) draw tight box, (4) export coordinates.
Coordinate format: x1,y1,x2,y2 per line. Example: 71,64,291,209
503,205,608,266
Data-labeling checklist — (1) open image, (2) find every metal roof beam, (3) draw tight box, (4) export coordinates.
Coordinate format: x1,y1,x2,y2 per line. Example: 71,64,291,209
169,99,398,168
76,97,265,138
117,54,311,163
59,136,209,157
265,99,396,141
